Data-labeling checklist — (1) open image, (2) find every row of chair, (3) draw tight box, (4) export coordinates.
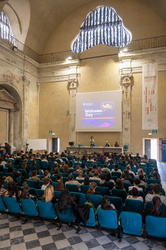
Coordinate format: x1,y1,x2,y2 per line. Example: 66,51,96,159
0,195,165,239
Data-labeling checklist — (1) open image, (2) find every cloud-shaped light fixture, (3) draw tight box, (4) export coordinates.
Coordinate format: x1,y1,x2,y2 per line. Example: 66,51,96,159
71,6,132,53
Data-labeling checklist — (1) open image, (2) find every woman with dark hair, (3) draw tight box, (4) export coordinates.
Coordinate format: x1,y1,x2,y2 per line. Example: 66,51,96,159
57,189,76,213
144,196,166,217
115,178,125,189
3,181,21,201
98,195,116,210
56,181,65,191
127,187,143,202
82,176,90,185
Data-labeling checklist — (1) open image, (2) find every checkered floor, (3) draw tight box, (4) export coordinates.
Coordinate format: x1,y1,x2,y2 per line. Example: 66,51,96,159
0,213,166,250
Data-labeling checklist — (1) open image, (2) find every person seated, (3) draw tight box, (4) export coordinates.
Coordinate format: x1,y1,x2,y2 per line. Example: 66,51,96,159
112,164,122,174
63,164,69,173
114,141,119,147
53,166,60,176
114,178,126,190
97,173,113,190
20,186,31,199
28,170,40,181
127,187,143,202
144,196,166,218
3,181,21,201
56,173,63,183
145,184,166,206
0,179,6,196
105,172,115,185
121,173,131,185
82,176,90,185
90,170,101,181
105,141,110,147
76,170,84,180
55,181,65,191
128,178,143,192
125,165,135,178
7,166,20,178
101,163,111,173
98,195,116,210
87,182,100,195
42,185,56,204
138,174,147,188
41,170,52,183
65,173,81,188
41,178,51,190
57,189,76,213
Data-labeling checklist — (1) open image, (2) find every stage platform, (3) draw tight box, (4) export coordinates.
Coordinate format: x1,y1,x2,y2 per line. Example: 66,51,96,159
66,146,123,155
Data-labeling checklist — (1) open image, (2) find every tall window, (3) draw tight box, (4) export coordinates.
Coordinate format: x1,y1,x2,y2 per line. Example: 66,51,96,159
0,11,16,45
72,6,132,53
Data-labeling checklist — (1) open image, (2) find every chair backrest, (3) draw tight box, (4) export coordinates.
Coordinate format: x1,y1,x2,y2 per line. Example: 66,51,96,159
70,192,86,204
55,204,76,222
112,188,127,203
80,185,89,194
120,211,142,236
21,198,38,216
147,179,161,185
36,200,57,219
96,186,110,195
41,161,49,169
86,194,102,208
125,199,144,214
111,171,121,178
3,196,22,214
108,196,123,216
97,208,118,230
26,180,39,189
145,215,166,238
84,207,96,227
54,190,62,199
65,184,79,192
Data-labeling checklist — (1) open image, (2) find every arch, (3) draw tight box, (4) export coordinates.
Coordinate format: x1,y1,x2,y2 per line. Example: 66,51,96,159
2,0,30,44
0,83,23,150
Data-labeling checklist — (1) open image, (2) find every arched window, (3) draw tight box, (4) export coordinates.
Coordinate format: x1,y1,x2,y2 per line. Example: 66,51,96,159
0,11,16,45
72,6,132,53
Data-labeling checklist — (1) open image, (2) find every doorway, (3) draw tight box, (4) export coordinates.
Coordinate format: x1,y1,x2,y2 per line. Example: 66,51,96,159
143,138,158,160
52,138,60,153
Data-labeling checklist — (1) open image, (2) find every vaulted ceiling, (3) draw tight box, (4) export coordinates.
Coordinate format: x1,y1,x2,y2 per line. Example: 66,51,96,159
0,0,166,54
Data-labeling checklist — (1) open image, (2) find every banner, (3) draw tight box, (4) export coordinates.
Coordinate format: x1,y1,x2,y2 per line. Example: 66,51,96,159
142,64,158,130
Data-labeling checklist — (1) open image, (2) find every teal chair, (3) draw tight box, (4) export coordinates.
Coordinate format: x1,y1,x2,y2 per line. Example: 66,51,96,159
80,207,97,227
97,208,121,238
37,200,57,219
145,216,166,238
108,196,123,217
0,196,7,212
55,204,77,230
80,185,89,194
65,183,79,192
86,194,102,208
112,188,127,203
120,211,143,236
3,196,22,214
70,192,86,204
96,186,110,196
26,180,39,189
125,199,144,214
21,199,38,217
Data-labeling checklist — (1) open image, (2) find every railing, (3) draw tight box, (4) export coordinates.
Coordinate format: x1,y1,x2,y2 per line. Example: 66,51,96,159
123,35,166,52
0,34,166,64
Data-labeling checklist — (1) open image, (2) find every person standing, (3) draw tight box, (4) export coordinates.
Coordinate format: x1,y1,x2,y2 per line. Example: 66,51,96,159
90,136,95,146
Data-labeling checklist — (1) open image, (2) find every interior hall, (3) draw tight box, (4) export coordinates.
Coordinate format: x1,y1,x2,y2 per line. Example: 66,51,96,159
0,0,166,250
